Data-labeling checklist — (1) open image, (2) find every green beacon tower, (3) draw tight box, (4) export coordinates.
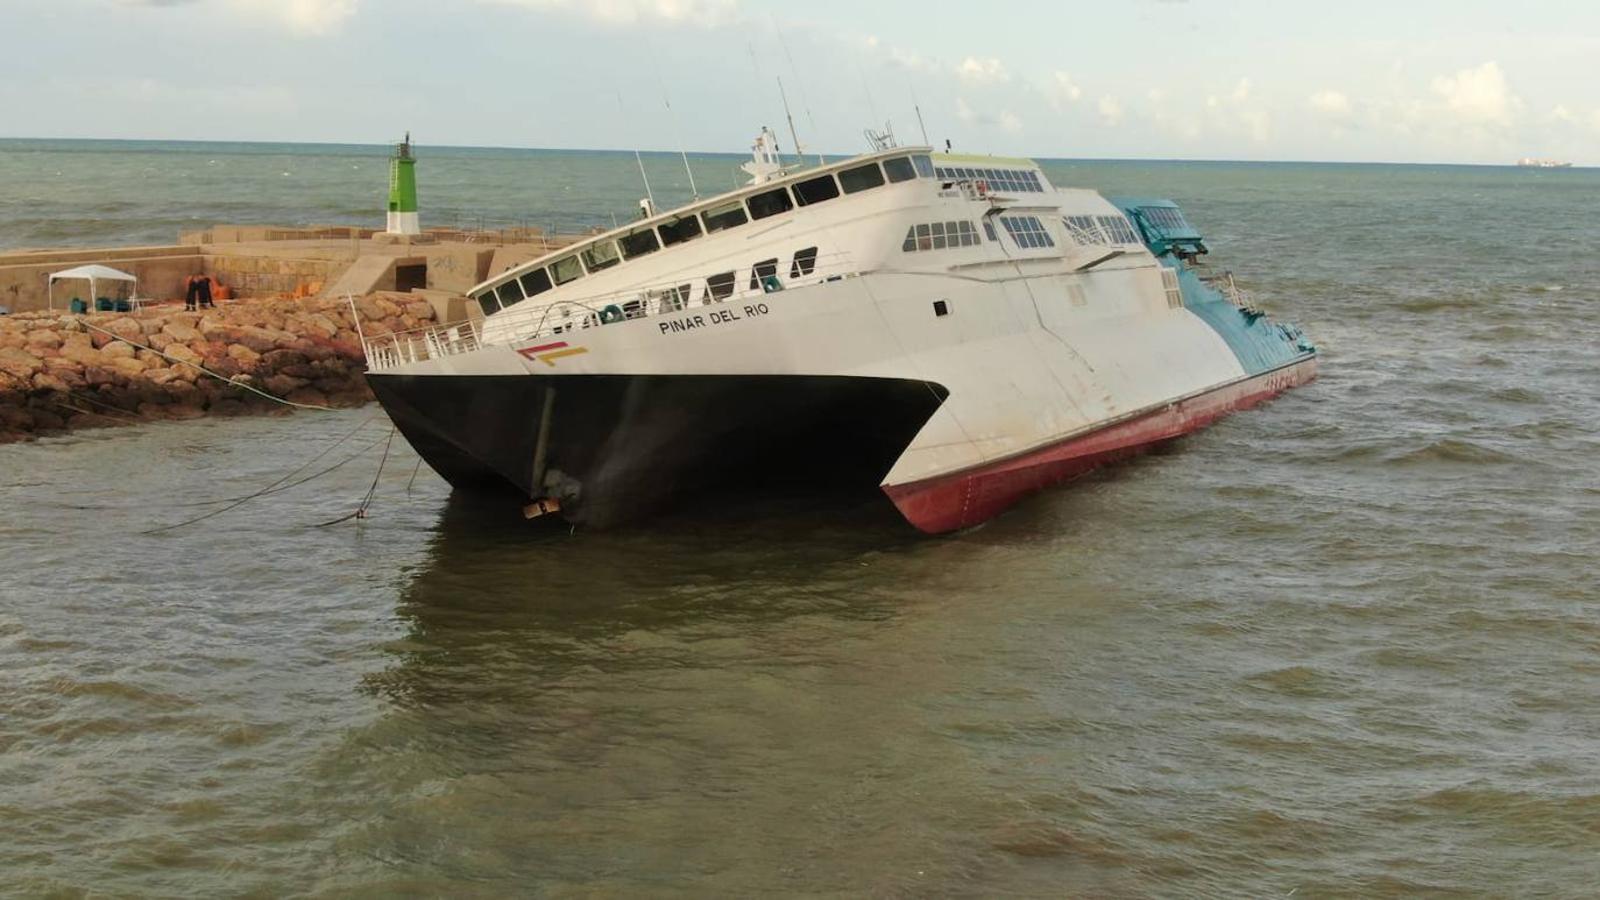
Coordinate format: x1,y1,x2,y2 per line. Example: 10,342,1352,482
386,132,420,236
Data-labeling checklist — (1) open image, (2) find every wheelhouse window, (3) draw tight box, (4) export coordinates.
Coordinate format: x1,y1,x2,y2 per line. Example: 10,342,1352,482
704,271,736,303
838,162,885,194
581,240,621,273
498,276,526,307
790,246,819,278
658,214,703,247
882,156,916,183
619,227,661,260
747,187,794,220
702,200,748,234
1000,215,1055,250
476,289,499,316
519,267,553,299
550,255,584,285
792,174,840,207
912,154,935,178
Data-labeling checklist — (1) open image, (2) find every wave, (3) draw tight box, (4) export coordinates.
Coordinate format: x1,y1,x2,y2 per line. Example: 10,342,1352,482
1390,438,1517,466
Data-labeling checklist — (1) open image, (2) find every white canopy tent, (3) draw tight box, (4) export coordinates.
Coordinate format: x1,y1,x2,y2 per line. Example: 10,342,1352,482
48,264,138,311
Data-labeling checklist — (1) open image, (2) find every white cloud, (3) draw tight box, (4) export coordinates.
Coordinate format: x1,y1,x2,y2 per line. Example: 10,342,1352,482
1310,90,1351,116
1430,61,1519,126
1045,71,1082,110
956,57,1009,85
228,0,358,36
1230,78,1252,104
1550,104,1575,124
1098,95,1123,125
481,0,740,27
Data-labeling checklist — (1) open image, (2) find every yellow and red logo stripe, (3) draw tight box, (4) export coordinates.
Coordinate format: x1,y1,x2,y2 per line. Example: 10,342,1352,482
517,341,589,367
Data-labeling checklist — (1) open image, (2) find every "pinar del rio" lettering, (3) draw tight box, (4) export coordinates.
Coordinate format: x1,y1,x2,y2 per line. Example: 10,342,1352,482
659,303,770,335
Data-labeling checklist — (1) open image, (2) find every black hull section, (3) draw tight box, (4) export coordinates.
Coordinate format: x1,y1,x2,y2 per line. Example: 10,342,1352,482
368,373,949,527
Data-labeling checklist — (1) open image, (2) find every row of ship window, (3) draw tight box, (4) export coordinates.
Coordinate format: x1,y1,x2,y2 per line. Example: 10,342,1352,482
538,246,824,330
933,166,1044,194
900,214,1144,254
476,153,936,315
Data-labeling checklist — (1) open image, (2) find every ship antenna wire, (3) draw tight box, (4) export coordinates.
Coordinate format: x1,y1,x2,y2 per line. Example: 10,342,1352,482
778,76,805,168
771,16,825,166
643,33,699,199
615,91,656,211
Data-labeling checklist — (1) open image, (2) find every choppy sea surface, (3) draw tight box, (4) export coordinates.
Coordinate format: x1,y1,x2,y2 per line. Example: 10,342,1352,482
3,140,1599,896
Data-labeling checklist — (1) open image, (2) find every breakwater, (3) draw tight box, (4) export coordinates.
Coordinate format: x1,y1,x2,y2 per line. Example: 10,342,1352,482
0,293,436,442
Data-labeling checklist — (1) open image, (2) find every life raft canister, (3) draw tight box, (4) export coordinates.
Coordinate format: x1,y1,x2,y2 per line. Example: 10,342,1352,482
599,304,625,324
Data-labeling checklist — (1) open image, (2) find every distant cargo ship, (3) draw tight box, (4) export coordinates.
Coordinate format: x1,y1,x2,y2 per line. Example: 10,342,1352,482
1517,158,1573,169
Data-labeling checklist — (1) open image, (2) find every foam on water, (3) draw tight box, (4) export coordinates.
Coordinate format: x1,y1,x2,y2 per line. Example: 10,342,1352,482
2,142,1599,896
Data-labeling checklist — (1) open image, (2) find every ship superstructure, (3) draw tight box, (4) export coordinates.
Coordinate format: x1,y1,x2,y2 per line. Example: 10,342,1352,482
364,134,1317,532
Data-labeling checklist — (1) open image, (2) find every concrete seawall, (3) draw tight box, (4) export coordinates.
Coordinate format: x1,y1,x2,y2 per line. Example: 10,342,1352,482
0,293,436,443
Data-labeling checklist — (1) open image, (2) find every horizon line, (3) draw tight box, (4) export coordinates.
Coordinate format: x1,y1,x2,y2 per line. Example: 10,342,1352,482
0,134,1589,171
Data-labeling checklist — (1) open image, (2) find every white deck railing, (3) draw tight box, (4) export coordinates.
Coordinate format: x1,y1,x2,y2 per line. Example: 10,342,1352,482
363,251,860,373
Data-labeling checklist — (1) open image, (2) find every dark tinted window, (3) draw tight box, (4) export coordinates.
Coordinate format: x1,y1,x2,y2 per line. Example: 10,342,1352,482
477,290,500,317
702,201,748,234
793,174,840,206
619,228,661,259
704,271,736,302
912,154,934,178
580,241,621,273
882,157,916,183
519,267,552,298
658,215,703,246
838,163,885,193
498,277,525,307
747,187,794,220
749,258,778,291
550,256,583,285
790,246,819,278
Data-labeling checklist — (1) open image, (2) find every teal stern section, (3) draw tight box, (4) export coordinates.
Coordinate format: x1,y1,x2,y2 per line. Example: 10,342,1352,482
1113,197,1316,377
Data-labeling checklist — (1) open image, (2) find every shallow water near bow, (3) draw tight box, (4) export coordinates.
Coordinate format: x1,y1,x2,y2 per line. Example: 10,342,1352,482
3,145,1599,896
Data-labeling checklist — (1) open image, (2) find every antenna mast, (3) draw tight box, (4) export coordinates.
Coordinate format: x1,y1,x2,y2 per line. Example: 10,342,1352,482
778,77,805,168
616,91,656,212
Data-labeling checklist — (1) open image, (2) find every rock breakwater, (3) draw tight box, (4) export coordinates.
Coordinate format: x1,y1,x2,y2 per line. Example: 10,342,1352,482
0,293,437,443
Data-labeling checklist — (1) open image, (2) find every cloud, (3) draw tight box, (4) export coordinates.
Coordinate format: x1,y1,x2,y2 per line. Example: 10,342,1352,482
481,0,740,27
228,0,358,36
1097,95,1123,125
1310,90,1352,116
1430,61,1519,126
956,57,1009,85
955,97,1022,133
1044,71,1082,110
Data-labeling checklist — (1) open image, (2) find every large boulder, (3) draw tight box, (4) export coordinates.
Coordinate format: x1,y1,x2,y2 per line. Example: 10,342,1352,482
227,344,263,367
233,326,296,355
162,321,201,343
0,347,42,379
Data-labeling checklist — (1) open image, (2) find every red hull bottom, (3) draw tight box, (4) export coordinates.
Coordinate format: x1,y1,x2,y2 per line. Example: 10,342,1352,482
883,357,1319,534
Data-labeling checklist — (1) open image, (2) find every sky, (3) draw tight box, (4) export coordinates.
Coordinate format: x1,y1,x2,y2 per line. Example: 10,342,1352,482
2,0,1597,164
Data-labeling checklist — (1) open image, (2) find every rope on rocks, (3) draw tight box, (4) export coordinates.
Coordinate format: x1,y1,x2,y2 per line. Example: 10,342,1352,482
76,319,345,412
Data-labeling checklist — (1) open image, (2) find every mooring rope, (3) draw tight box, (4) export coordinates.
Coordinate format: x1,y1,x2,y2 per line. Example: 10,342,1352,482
141,415,384,534
76,319,344,412
313,426,395,527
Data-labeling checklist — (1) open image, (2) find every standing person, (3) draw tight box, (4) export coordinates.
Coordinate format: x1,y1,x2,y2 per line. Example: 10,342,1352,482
197,276,215,310
184,274,200,311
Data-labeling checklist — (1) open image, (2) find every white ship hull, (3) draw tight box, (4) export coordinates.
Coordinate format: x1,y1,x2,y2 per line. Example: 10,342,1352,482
365,146,1317,532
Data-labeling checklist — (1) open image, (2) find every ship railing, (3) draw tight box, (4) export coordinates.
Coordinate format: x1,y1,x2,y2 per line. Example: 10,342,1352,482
363,318,484,373
1201,270,1256,310
482,251,863,344
362,252,862,372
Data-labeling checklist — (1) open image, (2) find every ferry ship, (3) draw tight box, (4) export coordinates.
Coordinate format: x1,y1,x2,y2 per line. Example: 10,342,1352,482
364,130,1317,533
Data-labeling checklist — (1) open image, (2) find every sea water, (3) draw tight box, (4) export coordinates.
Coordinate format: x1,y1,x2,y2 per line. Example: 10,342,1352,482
2,140,1598,895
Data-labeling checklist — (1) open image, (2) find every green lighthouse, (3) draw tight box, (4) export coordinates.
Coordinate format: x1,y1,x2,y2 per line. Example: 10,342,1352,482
386,132,420,236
